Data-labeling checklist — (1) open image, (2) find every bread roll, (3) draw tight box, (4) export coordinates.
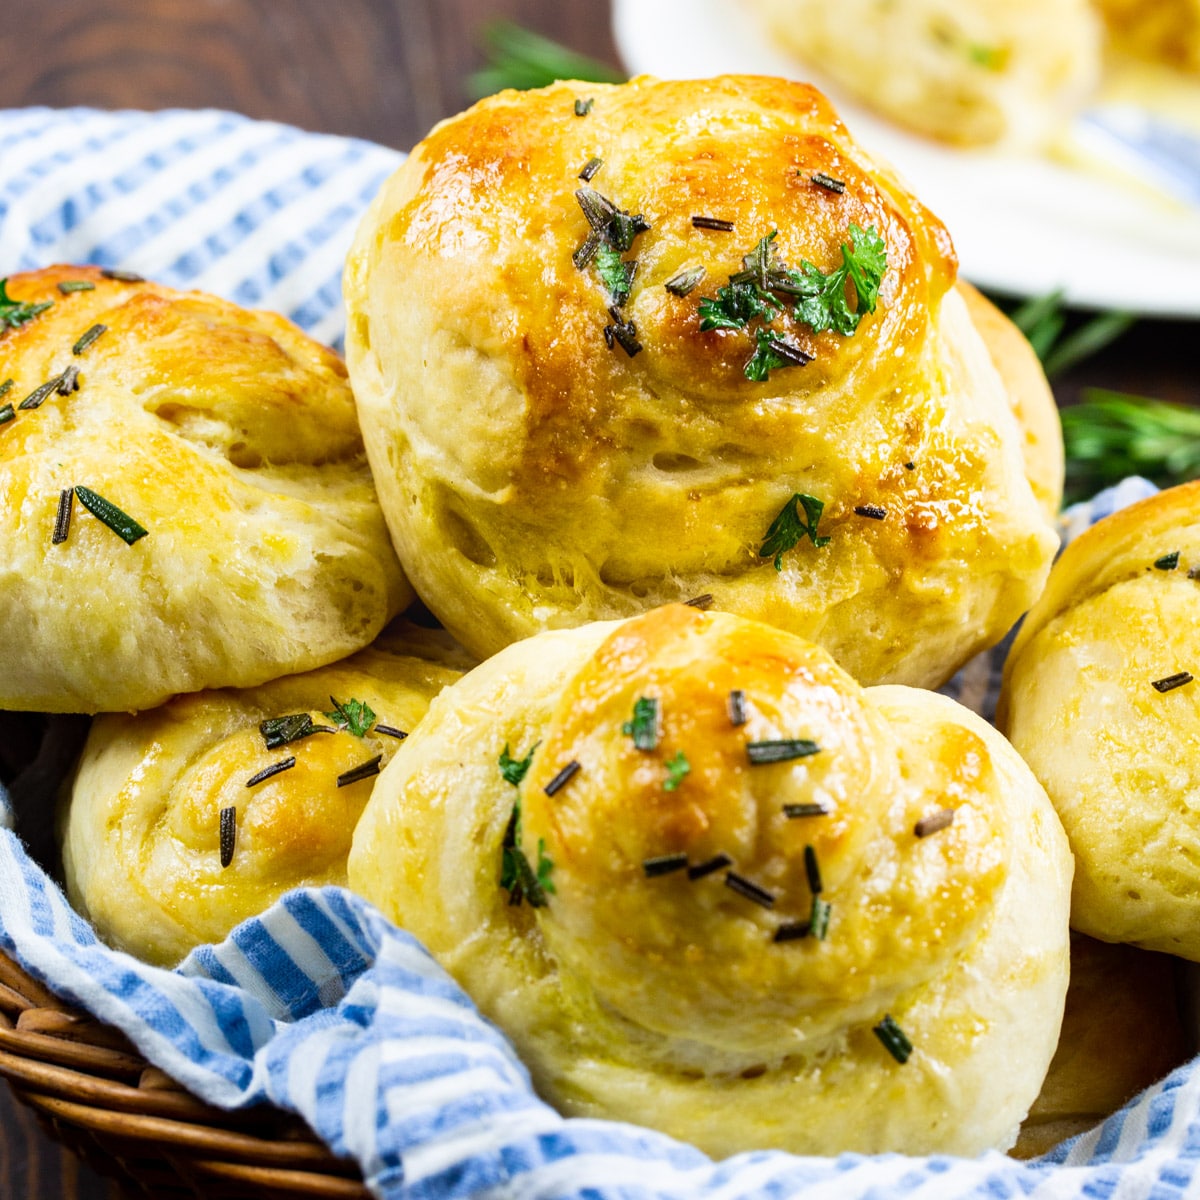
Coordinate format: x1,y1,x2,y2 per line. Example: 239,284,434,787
998,482,1200,958
1094,0,1200,75
746,0,1101,147
0,265,411,713
345,76,1058,688
1012,934,1188,1158
62,624,468,966
349,604,1073,1158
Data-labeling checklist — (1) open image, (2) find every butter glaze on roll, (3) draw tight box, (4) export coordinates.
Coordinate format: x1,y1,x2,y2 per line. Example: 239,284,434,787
62,624,468,967
999,482,1200,959
349,604,1073,1158
0,265,410,713
345,76,1058,687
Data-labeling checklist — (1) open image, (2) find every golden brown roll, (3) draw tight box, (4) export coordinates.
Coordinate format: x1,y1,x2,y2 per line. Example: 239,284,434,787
746,0,1101,147
61,623,468,966
344,76,1059,688
0,265,411,714
1095,0,1200,75
998,482,1200,958
349,604,1073,1158
1012,934,1188,1158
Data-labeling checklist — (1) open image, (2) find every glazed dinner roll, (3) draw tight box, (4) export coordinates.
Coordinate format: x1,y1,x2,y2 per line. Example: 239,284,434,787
1011,935,1188,1158
1094,0,1200,74
746,0,1101,147
350,604,1073,1158
0,265,410,713
62,624,468,967
345,75,1059,687
998,482,1200,958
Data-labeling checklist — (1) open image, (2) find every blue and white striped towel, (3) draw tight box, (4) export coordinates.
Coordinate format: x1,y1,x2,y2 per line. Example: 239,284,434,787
0,106,1190,1199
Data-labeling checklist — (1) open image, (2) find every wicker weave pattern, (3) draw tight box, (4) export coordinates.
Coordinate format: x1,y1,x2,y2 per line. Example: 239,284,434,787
0,949,370,1199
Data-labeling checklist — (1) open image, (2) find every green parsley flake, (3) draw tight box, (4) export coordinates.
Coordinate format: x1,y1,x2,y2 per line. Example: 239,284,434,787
622,697,660,751
325,696,376,737
791,223,887,336
759,493,831,569
500,798,555,907
0,278,53,331
663,750,690,791
595,245,635,306
499,742,537,786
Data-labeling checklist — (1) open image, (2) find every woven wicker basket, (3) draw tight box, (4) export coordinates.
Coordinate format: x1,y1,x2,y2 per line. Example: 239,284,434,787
0,947,370,1199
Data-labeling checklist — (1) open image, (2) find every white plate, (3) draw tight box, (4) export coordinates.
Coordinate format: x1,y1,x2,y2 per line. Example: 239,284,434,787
613,0,1200,316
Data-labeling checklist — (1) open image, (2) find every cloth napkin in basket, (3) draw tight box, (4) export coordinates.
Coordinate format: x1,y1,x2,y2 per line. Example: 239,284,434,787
0,106,1194,1200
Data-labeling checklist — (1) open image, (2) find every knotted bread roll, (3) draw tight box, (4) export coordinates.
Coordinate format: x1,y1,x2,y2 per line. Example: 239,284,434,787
62,624,468,966
350,604,1073,1157
746,0,1101,147
999,482,1200,959
344,76,1059,688
0,265,410,713
1094,0,1200,75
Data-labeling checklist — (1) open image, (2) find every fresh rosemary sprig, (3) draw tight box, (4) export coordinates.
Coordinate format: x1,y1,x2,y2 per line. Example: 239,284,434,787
469,20,626,98
1060,389,1200,505
1007,289,1134,380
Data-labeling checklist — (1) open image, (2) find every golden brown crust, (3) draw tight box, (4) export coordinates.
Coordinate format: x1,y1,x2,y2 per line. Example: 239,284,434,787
61,622,468,966
349,605,1073,1157
957,281,1064,520
1095,0,1200,74
346,76,1057,687
0,266,411,713
999,482,1200,956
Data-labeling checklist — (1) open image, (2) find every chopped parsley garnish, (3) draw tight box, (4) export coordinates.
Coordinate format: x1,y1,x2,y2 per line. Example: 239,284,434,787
246,757,296,788
1151,672,1194,694
0,278,53,331
595,245,636,306
57,280,95,294
698,278,782,332
500,798,555,907
873,1014,913,1064
744,328,811,382
914,808,955,838
219,806,237,869
1154,552,1180,571
790,222,887,336
759,493,831,569
643,853,688,878
325,696,376,737
73,486,148,545
622,696,660,751
663,750,690,791
664,266,705,297
747,739,821,765
500,742,537,786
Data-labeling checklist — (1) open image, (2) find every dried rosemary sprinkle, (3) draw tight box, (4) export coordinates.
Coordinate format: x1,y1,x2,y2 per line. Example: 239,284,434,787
259,714,315,749
605,313,642,357
664,266,706,297
747,739,820,765
579,156,603,181
810,172,846,194
914,808,955,838
728,689,748,727
784,802,829,819
574,97,594,116
622,696,660,751
51,487,73,545
0,403,13,425
375,724,408,740
683,593,714,609
18,377,61,411
1152,672,1194,693
0,379,11,399
809,895,832,940
246,757,296,788
804,845,823,894
337,755,383,788
219,806,237,869
854,504,887,520
73,485,148,545
57,280,95,294
687,852,732,880
544,759,581,796
873,1014,913,1064
691,216,735,232
724,871,775,908
72,324,107,355
56,364,80,395
643,853,689,878
1154,552,1180,570
773,921,811,943
100,268,144,282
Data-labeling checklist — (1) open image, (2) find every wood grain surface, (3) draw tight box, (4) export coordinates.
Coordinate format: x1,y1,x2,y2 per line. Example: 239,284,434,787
0,2,1195,1197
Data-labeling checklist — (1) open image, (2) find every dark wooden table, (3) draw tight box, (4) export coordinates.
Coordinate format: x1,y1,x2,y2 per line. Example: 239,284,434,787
0,2,1195,1197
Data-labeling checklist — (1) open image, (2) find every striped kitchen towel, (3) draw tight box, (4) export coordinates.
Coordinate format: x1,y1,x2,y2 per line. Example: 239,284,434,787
0,106,1190,1199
